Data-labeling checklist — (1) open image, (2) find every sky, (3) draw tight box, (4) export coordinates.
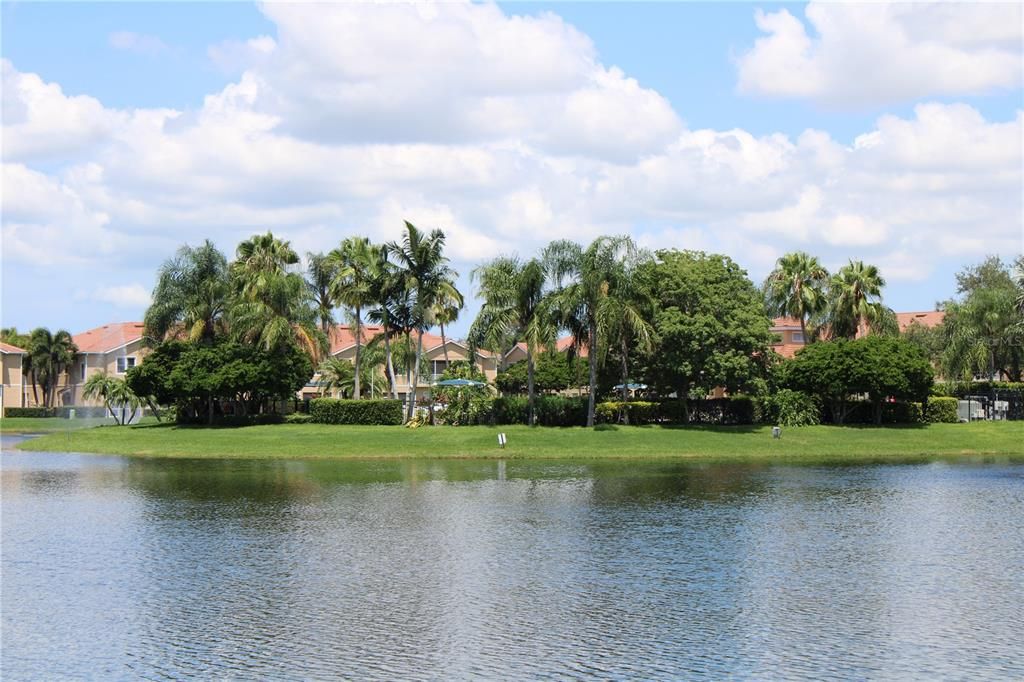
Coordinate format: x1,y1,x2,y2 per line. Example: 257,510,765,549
2,1,1022,339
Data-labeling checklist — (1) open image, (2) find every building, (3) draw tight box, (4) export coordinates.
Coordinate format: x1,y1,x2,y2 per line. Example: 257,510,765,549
1,342,27,413
299,326,501,404
769,311,946,358
60,322,149,406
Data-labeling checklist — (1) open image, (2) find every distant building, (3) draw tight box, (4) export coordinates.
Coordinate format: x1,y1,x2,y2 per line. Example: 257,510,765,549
769,311,946,359
1,342,27,413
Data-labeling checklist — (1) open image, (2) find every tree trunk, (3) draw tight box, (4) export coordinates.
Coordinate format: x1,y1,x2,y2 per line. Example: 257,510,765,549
620,337,630,425
30,370,39,407
586,319,597,427
407,330,424,421
441,322,450,365
874,399,883,425
680,382,690,424
384,330,397,399
354,306,362,400
208,392,214,426
800,317,809,345
527,346,536,427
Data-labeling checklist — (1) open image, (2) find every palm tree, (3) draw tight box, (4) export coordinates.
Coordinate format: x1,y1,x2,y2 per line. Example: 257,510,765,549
306,252,338,334
470,256,553,426
27,328,78,407
543,236,640,427
83,372,142,425
329,237,376,399
230,232,325,361
828,260,886,339
387,221,460,420
316,357,355,398
365,245,402,399
763,252,829,343
432,285,464,365
145,240,231,344
604,254,655,422
1014,256,1024,316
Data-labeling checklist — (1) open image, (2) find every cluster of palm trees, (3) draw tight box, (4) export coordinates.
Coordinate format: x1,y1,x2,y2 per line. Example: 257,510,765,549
469,236,653,427
145,221,463,420
1,327,77,408
762,252,893,343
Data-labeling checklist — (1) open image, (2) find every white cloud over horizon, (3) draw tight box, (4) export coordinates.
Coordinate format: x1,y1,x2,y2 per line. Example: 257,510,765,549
2,2,1022,333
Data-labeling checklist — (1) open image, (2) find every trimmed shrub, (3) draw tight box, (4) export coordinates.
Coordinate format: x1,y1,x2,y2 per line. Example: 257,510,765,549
284,413,314,424
309,398,404,425
595,401,658,425
926,397,959,424
884,401,924,424
4,407,56,418
493,396,588,426
764,389,820,427
437,394,493,426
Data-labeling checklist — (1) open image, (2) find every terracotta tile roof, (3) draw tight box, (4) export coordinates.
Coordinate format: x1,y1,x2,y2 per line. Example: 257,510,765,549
896,311,945,332
73,322,146,353
770,316,804,329
0,342,26,354
328,325,387,354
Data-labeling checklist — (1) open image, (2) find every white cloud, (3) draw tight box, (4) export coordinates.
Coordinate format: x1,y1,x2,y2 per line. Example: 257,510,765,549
1,1,1021,327
736,3,1023,105
109,31,169,56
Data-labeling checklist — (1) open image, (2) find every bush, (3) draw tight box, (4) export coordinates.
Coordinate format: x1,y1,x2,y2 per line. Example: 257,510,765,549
309,398,403,425
595,401,658,424
437,393,493,426
763,389,820,427
926,397,959,424
284,413,314,424
4,407,56,418
493,396,588,426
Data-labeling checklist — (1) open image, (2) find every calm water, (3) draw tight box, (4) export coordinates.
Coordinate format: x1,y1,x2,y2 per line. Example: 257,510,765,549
2,436,1023,680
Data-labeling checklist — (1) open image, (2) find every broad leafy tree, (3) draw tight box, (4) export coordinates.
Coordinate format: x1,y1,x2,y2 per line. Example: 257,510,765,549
641,250,773,421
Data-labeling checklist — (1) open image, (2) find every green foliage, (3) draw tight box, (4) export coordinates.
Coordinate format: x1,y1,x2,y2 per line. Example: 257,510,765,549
25,327,78,408
492,396,589,426
82,372,144,425
126,340,313,424
763,251,829,340
784,336,934,424
826,260,888,340
941,256,1024,382
145,240,231,344
926,397,959,424
433,361,492,426
595,401,658,425
4,407,56,418
902,320,947,365
762,389,820,427
285,413,314,424
495,352,585,394
309,398,404,425
641,250,773,399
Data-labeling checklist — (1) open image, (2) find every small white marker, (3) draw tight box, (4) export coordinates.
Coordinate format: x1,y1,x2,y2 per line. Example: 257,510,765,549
498,433,507,448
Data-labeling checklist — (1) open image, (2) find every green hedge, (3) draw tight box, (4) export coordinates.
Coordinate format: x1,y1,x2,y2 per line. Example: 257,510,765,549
762,389,820,427
926,397,959,424
309,398,403,425
595,401,659,424
493,396,588,426
4,407,57,418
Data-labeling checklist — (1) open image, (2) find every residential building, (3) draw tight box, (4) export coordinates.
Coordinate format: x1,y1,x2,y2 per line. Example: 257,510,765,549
769,311,947,359
1,342,27,413
60,322,149,406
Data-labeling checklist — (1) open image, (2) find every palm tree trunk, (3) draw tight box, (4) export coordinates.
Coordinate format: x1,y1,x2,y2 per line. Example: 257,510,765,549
587,319,598,427
384,329,397,399
29,369,39,407
407,329,425,421
527,346,536,427
354,306,362,400
441,322,450,365
620,337,630,425
800,317,808,346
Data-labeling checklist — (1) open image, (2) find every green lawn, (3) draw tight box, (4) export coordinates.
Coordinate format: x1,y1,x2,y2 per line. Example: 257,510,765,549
13,421,1024,463
1,417,117,434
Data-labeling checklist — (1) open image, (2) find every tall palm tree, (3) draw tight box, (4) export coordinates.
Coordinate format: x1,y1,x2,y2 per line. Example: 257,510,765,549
365,245,402,399
470,256,553,426
543,235,640,427
230,232,325,361
27,328,77,408
329,237,376,399
145,240,231,344
763,252,829,343
432,285,464,365
387,221,460,420
306,252,338,334
604,254,655,422
828,260,886,340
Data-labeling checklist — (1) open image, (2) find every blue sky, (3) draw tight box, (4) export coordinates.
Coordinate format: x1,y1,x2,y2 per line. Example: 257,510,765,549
2,1,1022,337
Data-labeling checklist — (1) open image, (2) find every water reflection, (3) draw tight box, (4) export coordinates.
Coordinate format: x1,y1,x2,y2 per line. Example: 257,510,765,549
2,446,1022,679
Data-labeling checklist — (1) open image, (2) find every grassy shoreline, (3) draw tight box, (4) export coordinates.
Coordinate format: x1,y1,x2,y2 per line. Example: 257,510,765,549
10,421,1024,463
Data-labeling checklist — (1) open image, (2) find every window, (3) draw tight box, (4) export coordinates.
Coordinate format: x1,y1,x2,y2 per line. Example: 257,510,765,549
792,332,805,343
116,356,136,374
80,363,86,381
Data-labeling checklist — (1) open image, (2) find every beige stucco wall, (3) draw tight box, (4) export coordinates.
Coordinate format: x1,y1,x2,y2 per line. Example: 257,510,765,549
2,354,25,412
45,339,151,407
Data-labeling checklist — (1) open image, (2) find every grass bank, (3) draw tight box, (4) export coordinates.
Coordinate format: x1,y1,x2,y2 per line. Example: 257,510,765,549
0,417,122,434
13,421,1024,463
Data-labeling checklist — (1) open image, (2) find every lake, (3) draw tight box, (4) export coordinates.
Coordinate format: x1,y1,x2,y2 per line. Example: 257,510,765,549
2,435,1022,679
